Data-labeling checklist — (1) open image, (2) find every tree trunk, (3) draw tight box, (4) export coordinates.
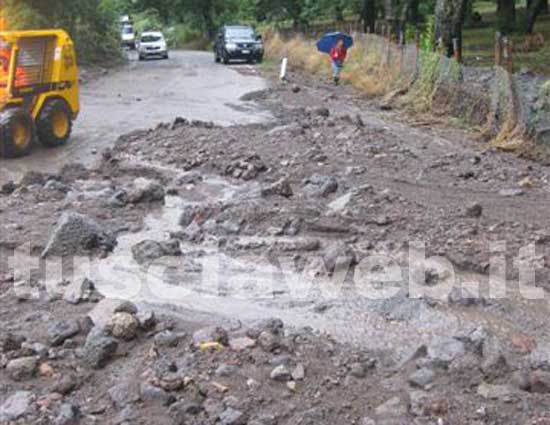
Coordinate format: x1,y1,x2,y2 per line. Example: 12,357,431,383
361,0,377,32
435,0,469,56
496,0,516,34
526,0,546,33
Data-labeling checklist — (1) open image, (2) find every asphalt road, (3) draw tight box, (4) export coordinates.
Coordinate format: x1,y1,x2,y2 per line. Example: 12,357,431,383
0,50,271,185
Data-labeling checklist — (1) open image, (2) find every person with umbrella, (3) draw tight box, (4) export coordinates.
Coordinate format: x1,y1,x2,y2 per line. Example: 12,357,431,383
317,32,353,85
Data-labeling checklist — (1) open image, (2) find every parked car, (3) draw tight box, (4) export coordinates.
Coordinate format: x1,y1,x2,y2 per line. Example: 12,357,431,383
121,24,136,50
137,32,169,60
214,25,264,64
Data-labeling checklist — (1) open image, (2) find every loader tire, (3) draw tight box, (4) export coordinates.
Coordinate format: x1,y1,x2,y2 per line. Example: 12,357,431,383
37,99,73,148
0,108,34,158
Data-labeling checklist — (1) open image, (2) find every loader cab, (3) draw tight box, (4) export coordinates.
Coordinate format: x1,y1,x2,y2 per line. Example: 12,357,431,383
0,30,80,158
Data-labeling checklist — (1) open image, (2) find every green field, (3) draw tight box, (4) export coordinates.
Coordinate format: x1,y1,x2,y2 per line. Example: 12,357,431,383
463,2,550,74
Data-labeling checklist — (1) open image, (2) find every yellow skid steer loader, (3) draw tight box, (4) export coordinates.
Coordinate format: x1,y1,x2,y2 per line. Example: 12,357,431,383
0,29,79,158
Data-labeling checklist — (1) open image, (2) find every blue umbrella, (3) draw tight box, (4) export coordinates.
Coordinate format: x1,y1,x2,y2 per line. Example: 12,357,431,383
316,31,354,54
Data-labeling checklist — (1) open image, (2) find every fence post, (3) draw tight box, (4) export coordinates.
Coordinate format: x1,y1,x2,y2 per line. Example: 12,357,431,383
494,32,502,67
452,38,462,63
502,36,514,74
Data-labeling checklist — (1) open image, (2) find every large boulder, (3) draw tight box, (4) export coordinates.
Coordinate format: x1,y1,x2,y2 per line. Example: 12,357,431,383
42,212,117,258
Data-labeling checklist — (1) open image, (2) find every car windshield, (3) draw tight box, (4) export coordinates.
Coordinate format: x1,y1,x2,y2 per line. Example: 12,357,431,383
141,35,162,43
226,28,255,39
122,26,133,35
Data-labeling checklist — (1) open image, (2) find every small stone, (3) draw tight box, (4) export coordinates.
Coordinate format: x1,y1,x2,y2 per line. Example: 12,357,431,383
286,381,297,391
427,336,465,367
229,337,256,352
220,407,247,425
0,332,24,353
466,202,482,218
55,403,80,425
0,391,34,421
477,382,516,399
408,368,435,388
291,85,301,93
6,356,38,381
270,365,292,382
529,371,550,393
154,330,180,347
499,188,524,197
137,310,157,330
107,312,139,341
349,362,367,379
114,301,138,315
511,370,530,391
48,320,80,347
292,363,305,381
140,382,173,405
374,396,408,416
216,364,239,378
63,278,96,305
258,331,281,352
108,383,140,408
193,326,229,347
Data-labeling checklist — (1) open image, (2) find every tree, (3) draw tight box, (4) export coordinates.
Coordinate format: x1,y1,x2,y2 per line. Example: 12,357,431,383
434,0,469,57
525,0,547,33
496,0,515,34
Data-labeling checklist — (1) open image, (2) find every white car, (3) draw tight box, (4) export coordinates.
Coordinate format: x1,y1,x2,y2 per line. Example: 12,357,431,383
137,32,169,60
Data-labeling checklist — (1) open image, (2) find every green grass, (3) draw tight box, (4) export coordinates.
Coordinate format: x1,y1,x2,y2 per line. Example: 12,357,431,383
463,7,550,74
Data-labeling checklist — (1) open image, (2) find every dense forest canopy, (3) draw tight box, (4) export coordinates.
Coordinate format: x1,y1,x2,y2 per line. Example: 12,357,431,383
0,0,548,61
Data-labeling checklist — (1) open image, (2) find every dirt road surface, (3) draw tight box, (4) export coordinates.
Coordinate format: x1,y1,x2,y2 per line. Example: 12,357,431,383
0,50,271,186
4,50,550,424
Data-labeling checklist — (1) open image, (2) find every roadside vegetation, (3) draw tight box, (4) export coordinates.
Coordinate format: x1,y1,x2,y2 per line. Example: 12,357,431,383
2,0,550,73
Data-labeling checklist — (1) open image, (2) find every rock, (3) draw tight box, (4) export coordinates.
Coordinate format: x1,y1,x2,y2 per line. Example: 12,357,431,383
481,337,509,379
114,301,138,315
137,310,157,330
55,403,80,425
220,407,247,425
127,178,165,203
1,181,16,195
169,401,203,420
6,357,38,381
529,371,550,393
291,85,301,93
192,326,229,347
349,362,367,379
63,278,97,305
261,178,293,198
257,331,281,352
466,202,483,218
131,239,181,265
303,174,338,197
42,212,117,258
80,327,118,369
408,390,430,416
270,365,292,382
374,396,408,417
216,364,239,378
48,320,80,347
448,286,486,307
511,370,530,391
108,383,140,408
530,341,550,370
408,368,435,388
323,243,357,274
477,382,516,399
154,330,181,347
107,313,139,341
0,391,34,421
427,336,465,367
0,332,24,353
52,374,79,395
248,318,284,339
314,107,330,118
499,188,524,197
229,337,256,352
140,382,173,405
292,363,306,381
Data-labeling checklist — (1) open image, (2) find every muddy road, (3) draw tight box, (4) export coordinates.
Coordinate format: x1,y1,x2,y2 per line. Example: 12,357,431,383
0,50,271,186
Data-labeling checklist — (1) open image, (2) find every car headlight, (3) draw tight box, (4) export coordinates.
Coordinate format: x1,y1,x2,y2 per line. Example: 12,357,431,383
225,43,237,50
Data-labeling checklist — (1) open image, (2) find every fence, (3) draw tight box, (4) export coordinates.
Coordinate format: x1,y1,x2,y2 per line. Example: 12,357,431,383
267,23,550,148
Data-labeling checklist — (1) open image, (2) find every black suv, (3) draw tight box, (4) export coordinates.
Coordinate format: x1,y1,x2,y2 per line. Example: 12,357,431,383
214,25,264,64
